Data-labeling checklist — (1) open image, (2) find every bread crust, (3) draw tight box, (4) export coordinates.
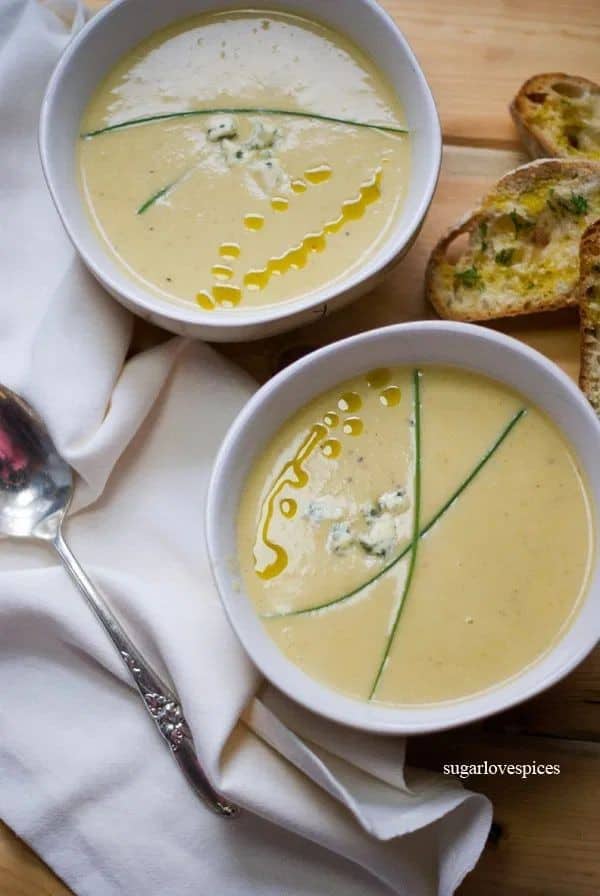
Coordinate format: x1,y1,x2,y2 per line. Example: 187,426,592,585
578,220,600,412
426,159,600,322
510,73,600,160
494,157,600,194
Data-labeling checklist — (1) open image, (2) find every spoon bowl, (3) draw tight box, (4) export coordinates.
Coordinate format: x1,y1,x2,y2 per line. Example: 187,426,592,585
0,385,72,540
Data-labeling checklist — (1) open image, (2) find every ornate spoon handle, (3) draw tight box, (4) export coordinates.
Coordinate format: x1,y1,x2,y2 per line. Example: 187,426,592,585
52,529,238,818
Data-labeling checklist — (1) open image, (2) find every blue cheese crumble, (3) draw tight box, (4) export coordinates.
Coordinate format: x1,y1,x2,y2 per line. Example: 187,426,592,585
207,114,238,142
378,487,410,513
209,117,282,167
358,513,397,557
321,485,410,559
326,522,354,555
204,117,288,196
247,120,278,150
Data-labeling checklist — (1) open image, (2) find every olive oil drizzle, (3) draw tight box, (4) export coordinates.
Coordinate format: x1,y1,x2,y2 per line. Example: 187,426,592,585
244,169,382,292
263,404,527,618
197,168,382,308
137,154,383,307
254,423,328,580
82,108,409,140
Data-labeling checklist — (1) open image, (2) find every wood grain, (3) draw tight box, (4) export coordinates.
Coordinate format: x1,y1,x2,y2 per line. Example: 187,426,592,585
380,0,600,148
3,1,599,895
409,734,600,896
0,826,70,896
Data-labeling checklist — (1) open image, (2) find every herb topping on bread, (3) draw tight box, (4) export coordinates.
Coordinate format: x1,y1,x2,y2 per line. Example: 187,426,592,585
426,159,600,322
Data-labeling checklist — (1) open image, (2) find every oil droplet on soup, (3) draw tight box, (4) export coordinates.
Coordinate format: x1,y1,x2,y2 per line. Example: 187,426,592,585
380,386,401,407
338,392,362,413
321,439,341,459
244,214,265,232
343,417,363,436
211,264,234,281
304,164,333,184
219,243,241,260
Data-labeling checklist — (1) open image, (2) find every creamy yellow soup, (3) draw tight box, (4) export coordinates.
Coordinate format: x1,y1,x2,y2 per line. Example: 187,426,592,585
237,366,593,705
78,11,410,311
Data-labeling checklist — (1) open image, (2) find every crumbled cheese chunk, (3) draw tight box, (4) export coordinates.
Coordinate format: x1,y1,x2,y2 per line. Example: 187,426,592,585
378,488,410,514
326,522,354,555
248,120,278,150
248,156,287,193
207,115,238,142
361,502,381,522
214,118,286,187
359,513,397,557
220,138,247,166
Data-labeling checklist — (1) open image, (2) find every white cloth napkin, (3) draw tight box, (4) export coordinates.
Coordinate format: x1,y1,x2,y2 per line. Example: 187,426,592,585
0,2,492,894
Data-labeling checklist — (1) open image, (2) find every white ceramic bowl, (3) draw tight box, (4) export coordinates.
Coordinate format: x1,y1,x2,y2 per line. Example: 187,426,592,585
206,322,600,734
39,0,440,342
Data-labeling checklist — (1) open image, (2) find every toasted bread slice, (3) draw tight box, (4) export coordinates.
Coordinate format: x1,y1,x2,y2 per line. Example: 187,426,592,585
511,73,600,161
578,220,600,412
426,159,600,322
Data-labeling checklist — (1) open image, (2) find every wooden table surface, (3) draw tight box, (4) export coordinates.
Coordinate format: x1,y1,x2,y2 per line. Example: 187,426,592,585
2,1,599,893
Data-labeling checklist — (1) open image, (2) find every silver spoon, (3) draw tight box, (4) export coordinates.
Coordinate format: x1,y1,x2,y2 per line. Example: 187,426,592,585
0,383,238,818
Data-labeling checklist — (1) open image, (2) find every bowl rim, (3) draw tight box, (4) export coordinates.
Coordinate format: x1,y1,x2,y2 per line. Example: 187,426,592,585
206,321,600,734
38,0,441,336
